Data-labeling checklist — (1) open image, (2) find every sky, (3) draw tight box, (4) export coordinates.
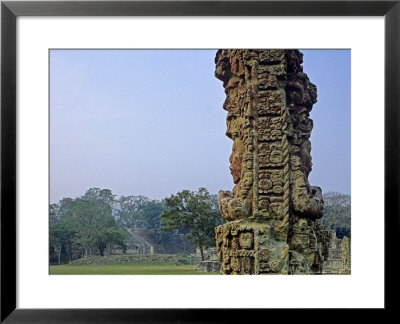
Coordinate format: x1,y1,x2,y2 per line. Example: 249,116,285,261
50,49,350,203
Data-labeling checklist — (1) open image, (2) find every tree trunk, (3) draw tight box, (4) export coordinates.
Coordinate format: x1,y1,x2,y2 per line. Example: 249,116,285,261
108,243,114,255
200,247,204,261
54,243,62,265
68,238,73,263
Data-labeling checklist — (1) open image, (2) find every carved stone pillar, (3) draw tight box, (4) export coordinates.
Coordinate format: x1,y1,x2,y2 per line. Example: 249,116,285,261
215,49,327,274
341,236,351,272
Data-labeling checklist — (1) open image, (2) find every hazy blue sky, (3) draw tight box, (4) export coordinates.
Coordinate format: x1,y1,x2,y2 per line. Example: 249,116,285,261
50,49,350,203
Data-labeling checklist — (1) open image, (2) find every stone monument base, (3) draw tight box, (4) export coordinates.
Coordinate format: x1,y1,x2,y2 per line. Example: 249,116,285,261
215,220,290,275
195,261,221,273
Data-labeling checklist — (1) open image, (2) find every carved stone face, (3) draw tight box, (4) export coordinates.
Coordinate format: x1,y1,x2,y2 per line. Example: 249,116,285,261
239,232,254,249
269,202,282,218
215,52,231,84
291,155,302,171
270,150,282,164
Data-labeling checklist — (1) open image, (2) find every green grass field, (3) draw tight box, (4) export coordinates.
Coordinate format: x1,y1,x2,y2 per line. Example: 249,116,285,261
49,261,220,275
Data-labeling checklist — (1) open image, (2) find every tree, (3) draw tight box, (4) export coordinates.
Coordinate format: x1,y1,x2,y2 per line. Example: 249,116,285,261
49,202,76,264
56,198,78,262
82,187,116,208
66,199,123,256
49,204,64,264
103,228,127,255
53,188,127,258
116,195,149,228
137,200,165,232
318,192,351,238
160,188,224,261
116,196,165,231
94,227,127,256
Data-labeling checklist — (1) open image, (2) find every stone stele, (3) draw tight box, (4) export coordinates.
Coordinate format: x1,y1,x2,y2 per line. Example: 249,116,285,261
215,49,329,275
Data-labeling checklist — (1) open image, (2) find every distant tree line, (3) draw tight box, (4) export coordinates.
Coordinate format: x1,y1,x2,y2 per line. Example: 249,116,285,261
318,192,351,238
50,188,350,264
49,187,223,264
50,188,127,264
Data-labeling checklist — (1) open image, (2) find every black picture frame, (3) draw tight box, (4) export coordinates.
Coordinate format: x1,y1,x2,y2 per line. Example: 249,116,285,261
1,0,398,322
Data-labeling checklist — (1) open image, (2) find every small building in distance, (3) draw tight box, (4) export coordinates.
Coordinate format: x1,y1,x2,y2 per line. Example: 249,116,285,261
110,227,195,255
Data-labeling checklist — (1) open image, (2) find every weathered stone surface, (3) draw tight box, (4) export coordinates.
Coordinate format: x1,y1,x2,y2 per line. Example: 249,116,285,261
195,261,221,273
195,247,219,261
215,49,329,275
341,236,351,272
322,231,351,274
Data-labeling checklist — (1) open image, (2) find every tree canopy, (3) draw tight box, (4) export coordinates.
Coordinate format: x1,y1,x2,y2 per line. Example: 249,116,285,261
318,192,351,238
49,188,352,264
116,195,164,231
160,187,224,261
49,187,187,263
49,188,126,263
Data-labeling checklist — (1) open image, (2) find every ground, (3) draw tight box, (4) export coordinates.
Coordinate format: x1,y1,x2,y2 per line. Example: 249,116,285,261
49,261,220,275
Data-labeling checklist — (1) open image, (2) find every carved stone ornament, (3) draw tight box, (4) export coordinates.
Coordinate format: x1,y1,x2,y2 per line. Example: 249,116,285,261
215,49,329,274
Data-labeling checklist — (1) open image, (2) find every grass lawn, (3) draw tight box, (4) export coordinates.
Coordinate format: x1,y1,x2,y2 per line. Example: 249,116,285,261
49,261,220,275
